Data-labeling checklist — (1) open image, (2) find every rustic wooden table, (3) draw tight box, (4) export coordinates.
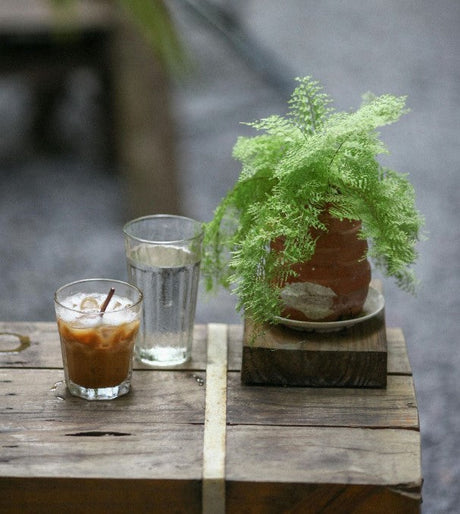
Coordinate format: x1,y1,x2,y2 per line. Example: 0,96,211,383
0,322,422,513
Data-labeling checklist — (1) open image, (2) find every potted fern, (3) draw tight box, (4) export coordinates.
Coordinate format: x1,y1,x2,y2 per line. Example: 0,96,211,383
203,76,424,328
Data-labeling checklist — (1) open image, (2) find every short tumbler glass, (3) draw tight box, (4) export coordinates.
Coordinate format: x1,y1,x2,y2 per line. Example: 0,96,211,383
123,214,203,366
54,278,143,400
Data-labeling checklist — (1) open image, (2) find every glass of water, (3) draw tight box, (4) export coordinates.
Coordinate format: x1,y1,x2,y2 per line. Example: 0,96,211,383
123,215,203,366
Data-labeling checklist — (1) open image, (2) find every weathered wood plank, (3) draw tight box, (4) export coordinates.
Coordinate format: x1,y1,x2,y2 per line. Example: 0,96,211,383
1,349,416,431
0,477,201,514
386,327,412,374
226,482,421,514
0,369,205,424
226,425,422,488
0,322,61,368
226,425,422,513
228,323,244,371
227,373,419,429
0,421,202,480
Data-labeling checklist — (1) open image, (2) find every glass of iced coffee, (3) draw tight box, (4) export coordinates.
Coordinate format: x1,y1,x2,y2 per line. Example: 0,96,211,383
54,278,143,400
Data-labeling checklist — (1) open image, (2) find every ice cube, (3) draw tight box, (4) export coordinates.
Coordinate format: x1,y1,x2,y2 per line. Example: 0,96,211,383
79,296,100,311
73,312,101,328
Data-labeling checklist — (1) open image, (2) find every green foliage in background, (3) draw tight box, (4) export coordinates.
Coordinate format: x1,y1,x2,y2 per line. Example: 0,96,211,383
49,0,187,76
116,0,187,76
203,77,424,325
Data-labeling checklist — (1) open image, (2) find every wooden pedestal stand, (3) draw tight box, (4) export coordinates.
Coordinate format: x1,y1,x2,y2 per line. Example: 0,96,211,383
241,307,387,388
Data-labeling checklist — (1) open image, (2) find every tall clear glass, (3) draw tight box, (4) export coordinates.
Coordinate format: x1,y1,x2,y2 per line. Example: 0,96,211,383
54,278,143,400
123,215,203,366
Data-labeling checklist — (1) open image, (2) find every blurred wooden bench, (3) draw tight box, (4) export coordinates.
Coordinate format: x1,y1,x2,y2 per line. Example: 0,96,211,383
0,0,180,217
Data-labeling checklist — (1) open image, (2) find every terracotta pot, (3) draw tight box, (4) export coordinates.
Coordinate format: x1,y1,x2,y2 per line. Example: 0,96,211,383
272,211,371,322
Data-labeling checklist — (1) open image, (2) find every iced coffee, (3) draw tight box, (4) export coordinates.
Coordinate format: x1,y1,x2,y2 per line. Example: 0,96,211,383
54,279,142,400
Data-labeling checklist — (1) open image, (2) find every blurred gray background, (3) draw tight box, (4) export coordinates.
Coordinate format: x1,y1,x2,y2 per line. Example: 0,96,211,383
0,1,458,512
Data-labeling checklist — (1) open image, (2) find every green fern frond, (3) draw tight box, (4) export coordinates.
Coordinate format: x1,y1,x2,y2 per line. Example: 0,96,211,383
202,76,424,325
288,76,333,134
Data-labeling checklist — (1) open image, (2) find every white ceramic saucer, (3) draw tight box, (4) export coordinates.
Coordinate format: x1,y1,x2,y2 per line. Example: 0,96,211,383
274,285,384,332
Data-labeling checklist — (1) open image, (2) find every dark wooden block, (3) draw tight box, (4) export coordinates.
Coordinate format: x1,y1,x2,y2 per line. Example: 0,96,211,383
241,309,387,387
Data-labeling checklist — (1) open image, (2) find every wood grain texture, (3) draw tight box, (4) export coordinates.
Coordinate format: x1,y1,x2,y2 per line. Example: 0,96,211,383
226,482,421,514
386,327,412,374
242,311,387,387
0,477,201,514
0,421,203,480
226,426,421,513
226,425,420,485
0,368,205,424
229,323,410,375
0,321,422,513
227,374,418,428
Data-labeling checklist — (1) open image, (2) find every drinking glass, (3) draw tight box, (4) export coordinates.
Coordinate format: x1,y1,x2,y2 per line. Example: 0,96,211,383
54,278,143,400
123,215,203,366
